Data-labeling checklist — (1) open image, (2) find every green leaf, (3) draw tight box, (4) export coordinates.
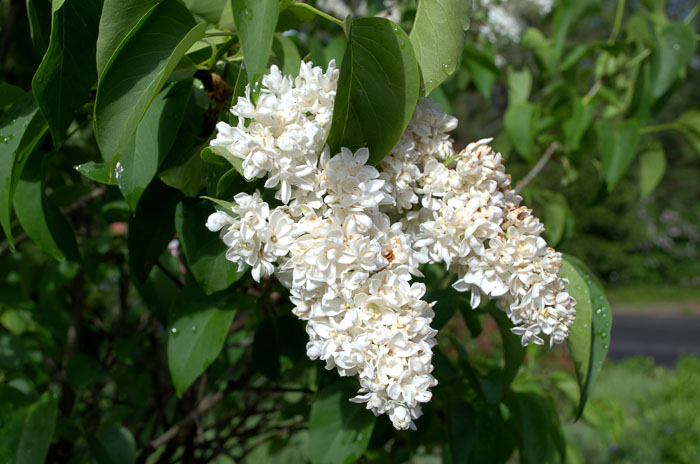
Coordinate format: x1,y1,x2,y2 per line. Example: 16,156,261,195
462,41,498,100
427,289,462,330
25,0,52,56
447,400,477,463
650,22,695,100
673,108,700,156
504,102,536,163
327,17,420,165
159,137,210,197
521,28,554,74
540,191,574,247
595,119,640,191
277,2,316,32
409,0,470,95
87,424,137,464
561,255,612,417
74,161,117,185
507,67,532,105
562,97,595,151
95,0,161,77
0,392,58,464
507,391,566,464
0,94,47,248
175,199,246,294
273,34,302,77
167,284,238,396
31,0,102,146
128,181,182,282
638,144,666,197
94,0,206,164
551,0,600,69
0,84,25,109
14,152,80,261
309,381,376,464
116,81,192,211
231,0,279,97
65,354,108,391
184,0,228,24
201,145,244,175
487,307,526,391
252,315,307,379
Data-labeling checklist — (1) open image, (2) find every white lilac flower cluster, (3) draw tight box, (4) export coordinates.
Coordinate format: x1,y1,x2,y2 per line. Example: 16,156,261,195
474,0,553,57
206,61,576,430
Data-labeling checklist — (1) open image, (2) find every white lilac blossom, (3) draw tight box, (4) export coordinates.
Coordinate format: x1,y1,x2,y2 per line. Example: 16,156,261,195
474,0,553,62
207,61,575,430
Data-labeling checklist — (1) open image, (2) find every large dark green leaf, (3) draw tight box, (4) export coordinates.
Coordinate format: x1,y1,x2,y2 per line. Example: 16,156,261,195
0,392,58,464
0,84,25,109
128,181,181,282
116,80,192,210
650,22,695,100
175,199,246,294
31,0,102,146
231,0,279,95
595,119,640,191
505,102,536,163
94,0,206,164
327,17,420,165
309,381,376,464
0,94,47,248
14,152,80,262
507,391,566,464
447,399,513,464
184,0,228,24
25,0,52,56
561,255,612,417
96,0,162,76
87,424,136,464
409,0,470,95
638,144,666,198
488,308,526,391
167,284,238,396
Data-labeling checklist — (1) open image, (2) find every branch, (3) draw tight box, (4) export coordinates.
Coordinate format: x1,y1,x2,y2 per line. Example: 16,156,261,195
148,391,225,449
514,142,560,194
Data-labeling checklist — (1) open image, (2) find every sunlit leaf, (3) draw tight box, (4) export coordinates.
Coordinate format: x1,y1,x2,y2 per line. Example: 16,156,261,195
409,0,470,95
167,284,237,396
309,381,375,464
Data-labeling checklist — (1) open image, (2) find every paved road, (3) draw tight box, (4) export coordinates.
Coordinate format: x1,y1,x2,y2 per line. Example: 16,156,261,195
608,314,700,366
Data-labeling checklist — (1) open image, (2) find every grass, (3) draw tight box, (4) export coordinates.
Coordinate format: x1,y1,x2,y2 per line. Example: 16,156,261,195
566,356,700,463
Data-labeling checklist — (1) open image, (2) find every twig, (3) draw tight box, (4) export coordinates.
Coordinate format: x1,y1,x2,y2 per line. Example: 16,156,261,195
515,142,560,194
153,259,184,288
149,390,226,449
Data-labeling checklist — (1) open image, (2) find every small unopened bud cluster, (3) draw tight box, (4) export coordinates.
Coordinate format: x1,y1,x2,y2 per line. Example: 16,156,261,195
207,61,575,430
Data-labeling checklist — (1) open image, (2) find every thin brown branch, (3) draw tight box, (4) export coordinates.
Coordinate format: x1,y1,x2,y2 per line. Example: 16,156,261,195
148,391,226,449
515,142,560,194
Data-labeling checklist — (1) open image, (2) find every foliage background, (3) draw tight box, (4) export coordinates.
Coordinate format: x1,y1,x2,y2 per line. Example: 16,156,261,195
0,0,698,463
